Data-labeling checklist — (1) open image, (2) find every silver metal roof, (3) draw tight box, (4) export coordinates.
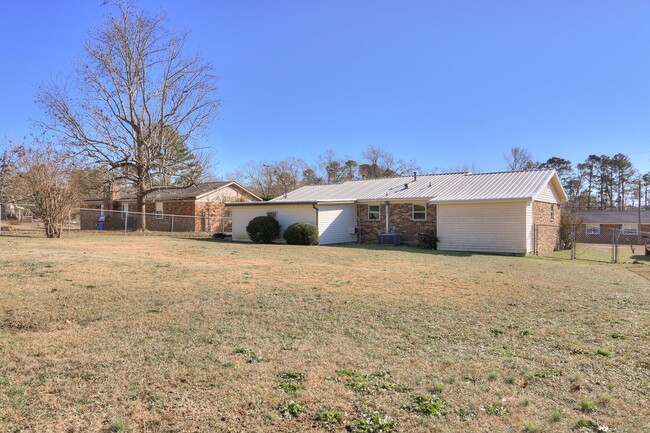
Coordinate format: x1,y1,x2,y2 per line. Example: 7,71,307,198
269,170,566,204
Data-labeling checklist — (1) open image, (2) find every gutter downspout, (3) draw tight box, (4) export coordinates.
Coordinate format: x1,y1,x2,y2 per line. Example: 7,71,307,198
384,201,390,233
312,203,319,244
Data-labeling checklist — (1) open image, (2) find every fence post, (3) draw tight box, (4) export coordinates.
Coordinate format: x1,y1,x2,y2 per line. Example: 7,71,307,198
0,203,2,234
124,208,128,235
171,215,174,234
571,226,576,260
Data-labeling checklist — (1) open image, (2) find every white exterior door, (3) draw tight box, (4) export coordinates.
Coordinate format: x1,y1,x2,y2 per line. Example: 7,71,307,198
437,202,528,255
317,204,358,245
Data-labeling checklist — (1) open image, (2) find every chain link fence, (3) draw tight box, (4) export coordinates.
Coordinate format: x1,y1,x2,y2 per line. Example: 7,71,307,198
0,206,232,237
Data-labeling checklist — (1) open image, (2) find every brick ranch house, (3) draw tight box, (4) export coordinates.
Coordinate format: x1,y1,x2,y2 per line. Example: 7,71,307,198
227,169,567,255
577,210,650,244
81,181,260,232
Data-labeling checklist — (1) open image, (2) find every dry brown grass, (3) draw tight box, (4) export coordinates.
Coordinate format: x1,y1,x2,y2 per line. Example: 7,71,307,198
0,233,649,432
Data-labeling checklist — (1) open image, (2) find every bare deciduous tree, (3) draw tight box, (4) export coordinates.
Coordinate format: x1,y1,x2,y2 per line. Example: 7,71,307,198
15,144,81,238
37,1,219,230
359,145,420,179
504,147,536,171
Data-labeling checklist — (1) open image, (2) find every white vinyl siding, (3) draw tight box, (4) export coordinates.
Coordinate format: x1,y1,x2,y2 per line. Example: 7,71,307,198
437,202,528,255
231,204,316,242
317,204,358,244
525,201,533,253
535,182,562,204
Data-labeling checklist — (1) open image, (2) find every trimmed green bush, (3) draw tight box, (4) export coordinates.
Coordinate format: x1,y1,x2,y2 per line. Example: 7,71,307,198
417,230,439,250
246,216,281,243
283,222,319,245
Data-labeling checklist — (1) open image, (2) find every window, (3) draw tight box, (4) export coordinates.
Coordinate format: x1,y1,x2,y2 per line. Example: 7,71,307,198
550,204,555,222
585,224,600,235
267,211,277,219
368,205,380,220
412,204,426,220
622,224,638,235
155,202,163,219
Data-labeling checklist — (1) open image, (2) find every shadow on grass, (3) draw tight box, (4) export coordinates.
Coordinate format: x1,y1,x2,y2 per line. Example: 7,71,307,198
321,243,476,257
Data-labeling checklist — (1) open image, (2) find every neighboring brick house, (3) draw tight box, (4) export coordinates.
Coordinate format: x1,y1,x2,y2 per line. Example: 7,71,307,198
228,169,568,256
577,210,650,245
81,181,261,232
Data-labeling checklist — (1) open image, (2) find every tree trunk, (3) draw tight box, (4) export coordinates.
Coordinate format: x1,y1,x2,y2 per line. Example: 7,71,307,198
137,189,147,231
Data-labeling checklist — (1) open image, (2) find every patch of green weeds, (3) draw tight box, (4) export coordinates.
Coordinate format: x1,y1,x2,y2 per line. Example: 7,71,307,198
610,332,626,339
109,416,128,432
524,421,540,432
579,399,596,413
487,371,498,381
401,394,446,416
232,347,263,362
315,408,344,427
552,410,563,422
485,403,508,417
595,348,611,357
505,374,516,384
334,370,411,395
431,383,444,394
279,382,303,393
279,401,304,418
348,411,396,433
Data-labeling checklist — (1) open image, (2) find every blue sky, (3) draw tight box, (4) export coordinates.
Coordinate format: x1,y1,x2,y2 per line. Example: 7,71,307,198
2,1,650,176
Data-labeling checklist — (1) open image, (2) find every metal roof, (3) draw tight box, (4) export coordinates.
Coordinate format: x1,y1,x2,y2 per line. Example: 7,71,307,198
268,169,566,204
579,210,650,224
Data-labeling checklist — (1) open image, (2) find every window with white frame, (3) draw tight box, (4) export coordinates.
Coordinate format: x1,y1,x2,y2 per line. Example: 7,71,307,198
622,224,638,235
585,223,600,235
412,204,426,220
368,205,380,220
155,202,164,219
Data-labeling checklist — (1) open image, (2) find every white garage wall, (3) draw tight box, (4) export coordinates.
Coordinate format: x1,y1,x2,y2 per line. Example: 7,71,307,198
317,204,358,244
231,204,317,241
437,201,528,254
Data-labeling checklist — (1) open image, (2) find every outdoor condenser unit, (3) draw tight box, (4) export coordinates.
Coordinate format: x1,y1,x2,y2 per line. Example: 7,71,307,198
380,232,402,246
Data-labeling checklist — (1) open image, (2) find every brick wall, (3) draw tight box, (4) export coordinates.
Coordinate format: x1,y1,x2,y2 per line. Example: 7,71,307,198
358,203,436,244
533,201,561,254
577,223,650,244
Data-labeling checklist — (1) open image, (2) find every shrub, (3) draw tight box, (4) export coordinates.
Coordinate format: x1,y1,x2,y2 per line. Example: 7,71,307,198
283,222,319,245
246,216,281,243
417,230,439,250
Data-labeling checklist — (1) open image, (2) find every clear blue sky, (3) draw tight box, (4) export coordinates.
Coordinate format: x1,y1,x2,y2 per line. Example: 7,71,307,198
2,0,650,176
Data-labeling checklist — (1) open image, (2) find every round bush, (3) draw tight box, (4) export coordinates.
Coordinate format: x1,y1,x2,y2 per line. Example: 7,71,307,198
283,222,319,245
246,216,281,244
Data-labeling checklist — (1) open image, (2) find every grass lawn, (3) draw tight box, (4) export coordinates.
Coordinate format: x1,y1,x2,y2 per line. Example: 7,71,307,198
0,233,649,432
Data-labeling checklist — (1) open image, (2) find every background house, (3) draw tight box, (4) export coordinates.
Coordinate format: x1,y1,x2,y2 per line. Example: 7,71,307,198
81,181,260,232
227,169,567,255
577,210,650,244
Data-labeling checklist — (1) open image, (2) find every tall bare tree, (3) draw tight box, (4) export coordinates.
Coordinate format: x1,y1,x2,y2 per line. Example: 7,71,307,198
37,1,219,230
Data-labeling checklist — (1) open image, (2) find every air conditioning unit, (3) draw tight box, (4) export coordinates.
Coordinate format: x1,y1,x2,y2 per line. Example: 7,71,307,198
350,227,359,234
380,232,402,246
